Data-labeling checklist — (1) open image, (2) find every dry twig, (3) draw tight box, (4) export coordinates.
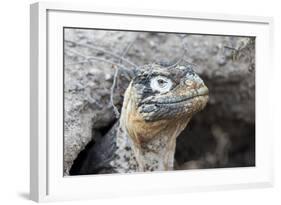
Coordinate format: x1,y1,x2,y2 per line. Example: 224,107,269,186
110,67,120,118
65,40,137,68
65,48,129,70
119,34,138,64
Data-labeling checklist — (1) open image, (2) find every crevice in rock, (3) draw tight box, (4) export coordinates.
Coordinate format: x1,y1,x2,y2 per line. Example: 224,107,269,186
69,120,117,175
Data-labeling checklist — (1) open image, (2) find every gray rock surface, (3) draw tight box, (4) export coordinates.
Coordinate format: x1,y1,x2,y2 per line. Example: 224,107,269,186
64,28,255,175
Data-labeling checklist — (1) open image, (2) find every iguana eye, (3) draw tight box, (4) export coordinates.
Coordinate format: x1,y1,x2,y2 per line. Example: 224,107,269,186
150,76,172,93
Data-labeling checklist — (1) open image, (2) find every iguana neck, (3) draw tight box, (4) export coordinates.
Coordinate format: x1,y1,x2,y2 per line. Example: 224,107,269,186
113,120,189,172
130,120,189,171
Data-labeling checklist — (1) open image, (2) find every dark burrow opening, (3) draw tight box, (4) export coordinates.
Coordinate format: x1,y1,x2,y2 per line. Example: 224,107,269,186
69,120,117,175
175,117,255,169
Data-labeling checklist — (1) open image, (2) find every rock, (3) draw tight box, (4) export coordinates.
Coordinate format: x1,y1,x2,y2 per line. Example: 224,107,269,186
63,65,116,174
64,29,255,175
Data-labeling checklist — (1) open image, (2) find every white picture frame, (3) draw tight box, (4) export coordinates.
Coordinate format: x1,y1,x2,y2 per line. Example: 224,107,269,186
30,2,274,202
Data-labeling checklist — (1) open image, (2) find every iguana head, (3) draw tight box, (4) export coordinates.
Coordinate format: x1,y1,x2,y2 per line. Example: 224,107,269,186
130,63,209,122
120,63,209,171
121,63,209,144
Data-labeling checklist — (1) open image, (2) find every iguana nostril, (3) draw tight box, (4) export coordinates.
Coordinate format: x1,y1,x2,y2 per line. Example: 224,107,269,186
185,80,194,87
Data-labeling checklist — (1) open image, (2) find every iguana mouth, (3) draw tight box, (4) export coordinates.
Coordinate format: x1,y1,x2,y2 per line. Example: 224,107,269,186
137,85,209,122
154,92,208,105
140,86,209,106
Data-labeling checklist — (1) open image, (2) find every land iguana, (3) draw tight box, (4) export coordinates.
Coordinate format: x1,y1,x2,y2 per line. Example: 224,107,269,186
70,63,209,174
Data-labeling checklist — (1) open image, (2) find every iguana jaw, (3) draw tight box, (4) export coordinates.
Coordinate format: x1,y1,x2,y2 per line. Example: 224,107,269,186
138,85,209,122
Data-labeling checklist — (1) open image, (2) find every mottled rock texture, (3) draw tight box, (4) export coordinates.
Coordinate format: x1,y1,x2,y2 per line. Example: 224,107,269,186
64,29,255,175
